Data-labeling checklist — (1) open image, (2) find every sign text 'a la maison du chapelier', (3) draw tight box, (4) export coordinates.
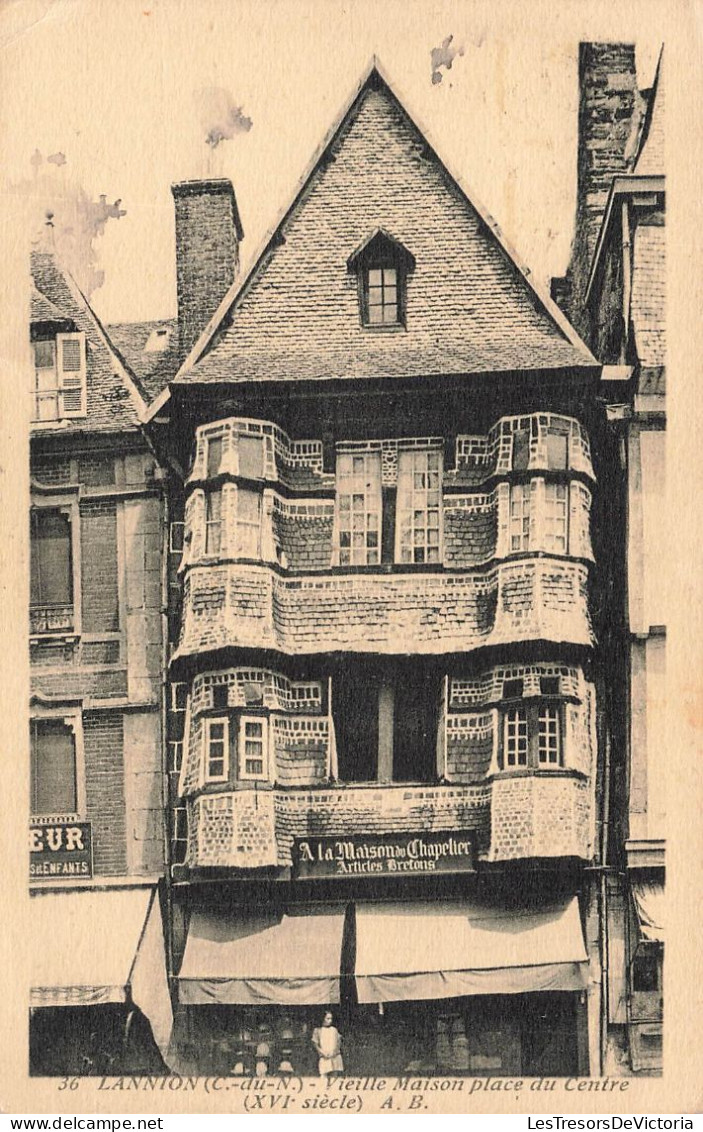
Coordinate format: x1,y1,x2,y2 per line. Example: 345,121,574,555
293,831,476,878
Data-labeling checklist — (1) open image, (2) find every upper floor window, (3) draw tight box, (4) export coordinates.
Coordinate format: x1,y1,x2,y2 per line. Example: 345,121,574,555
335,452,382,566
30,508,74,634
544,483,568,554
347,229,415,330
32,332,87,422
204,717,229,782
30,718,78,816
499,698,564,771
205,490,222,555
396,449,443,565
239,716,269,780
509,483,531,552
206,434,224,478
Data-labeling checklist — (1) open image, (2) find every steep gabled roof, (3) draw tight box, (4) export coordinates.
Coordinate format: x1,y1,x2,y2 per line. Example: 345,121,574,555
31,246,148,432
164,62,595,400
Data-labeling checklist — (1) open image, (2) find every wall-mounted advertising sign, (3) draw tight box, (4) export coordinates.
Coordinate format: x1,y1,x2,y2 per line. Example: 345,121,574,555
293,831,475,879
29,821,93,879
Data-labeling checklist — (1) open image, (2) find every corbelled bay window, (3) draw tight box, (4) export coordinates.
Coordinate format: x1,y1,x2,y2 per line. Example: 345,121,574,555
335,452,382,566
396,449,443,564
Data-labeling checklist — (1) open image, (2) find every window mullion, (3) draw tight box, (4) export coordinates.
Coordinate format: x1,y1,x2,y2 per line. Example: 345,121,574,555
528,703,540,769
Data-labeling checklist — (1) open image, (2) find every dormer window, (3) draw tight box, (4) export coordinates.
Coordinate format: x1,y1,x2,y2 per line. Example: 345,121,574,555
31,331,87,421
348,229,415,330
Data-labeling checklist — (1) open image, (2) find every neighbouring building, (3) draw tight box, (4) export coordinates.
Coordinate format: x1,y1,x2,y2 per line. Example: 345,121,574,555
144,63,610,1078
553,44,665,1075
28,234,172,1075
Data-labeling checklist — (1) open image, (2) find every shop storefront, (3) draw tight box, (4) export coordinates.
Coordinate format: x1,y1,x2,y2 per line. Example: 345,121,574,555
172,884,589,1078
29,886,173,1076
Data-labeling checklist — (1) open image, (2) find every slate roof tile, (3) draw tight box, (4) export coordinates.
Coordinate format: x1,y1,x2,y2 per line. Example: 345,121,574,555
106,318,179,399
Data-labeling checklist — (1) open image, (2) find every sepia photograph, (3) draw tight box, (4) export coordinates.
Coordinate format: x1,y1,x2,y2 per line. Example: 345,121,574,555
1,0,698,1119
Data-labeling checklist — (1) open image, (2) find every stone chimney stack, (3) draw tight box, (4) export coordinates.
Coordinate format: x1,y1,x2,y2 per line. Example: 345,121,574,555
555,44,642,335
172,178,244,362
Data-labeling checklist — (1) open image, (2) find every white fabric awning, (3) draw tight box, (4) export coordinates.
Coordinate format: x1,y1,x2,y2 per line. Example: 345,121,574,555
632,881,665,943
179,904,346,1006
354,897,588,1003
30,887,173,1057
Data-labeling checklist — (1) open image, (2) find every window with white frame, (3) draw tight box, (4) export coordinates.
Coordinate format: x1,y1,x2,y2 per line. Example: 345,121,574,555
335,452,382,566
204,717,229,782
509,483,531,553
237,434,266,479
32,333,87,422
396,449,443,564
30,718,79,816
239,716,268,780
234,488,262,558
205,433,224,478
546,430,568,470
500,700,564,770
30,507,74,634
544,482,569,554
503,707,529,768
538,704,561,766
205,489,222,555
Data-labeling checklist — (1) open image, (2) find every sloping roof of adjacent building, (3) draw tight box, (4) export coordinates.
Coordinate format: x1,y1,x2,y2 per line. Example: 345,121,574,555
169,63,596,394
31,244,147,432
633,50,664,177
106,318,180,400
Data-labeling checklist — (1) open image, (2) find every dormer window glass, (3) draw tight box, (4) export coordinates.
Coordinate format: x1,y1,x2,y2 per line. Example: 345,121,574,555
347,229,415,330
367,267,398,325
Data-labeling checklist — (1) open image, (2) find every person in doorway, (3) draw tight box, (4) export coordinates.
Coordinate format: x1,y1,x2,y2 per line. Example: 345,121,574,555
311,1011,344,1078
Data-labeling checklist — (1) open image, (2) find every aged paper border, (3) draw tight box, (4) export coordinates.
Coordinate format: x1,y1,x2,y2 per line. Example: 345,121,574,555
0,0,701,1116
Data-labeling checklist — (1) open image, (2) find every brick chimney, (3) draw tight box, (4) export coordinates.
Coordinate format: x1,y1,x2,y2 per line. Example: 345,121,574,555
556,44,643,336
172,178,244,362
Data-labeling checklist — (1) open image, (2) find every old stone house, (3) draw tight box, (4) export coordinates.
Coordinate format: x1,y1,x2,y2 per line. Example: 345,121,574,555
141,63,608,1078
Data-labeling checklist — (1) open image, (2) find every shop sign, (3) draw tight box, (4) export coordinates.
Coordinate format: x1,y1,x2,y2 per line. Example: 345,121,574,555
293,831,475,878
29,821,93,879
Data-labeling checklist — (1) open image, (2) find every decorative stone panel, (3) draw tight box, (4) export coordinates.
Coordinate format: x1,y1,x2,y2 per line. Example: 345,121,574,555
271,497,335,570
190,668,323,716
175,560,594,658
189,418,333,492
488,774,594,861
183,774,594,869
446,713,495,782
187,790,278,868
449,413,594,487
450,663,585,709
185,784,491,869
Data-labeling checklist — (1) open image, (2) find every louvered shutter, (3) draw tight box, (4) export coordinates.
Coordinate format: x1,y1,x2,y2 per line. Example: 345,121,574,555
57,332,87,417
